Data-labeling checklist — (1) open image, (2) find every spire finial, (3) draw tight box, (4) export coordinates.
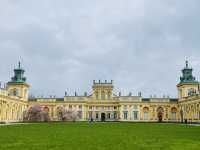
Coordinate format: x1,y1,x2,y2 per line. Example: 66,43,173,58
18,61,21,69
186,60,188,68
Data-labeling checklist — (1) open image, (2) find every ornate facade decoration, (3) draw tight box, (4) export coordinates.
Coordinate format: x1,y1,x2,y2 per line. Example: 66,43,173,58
0,61,200,123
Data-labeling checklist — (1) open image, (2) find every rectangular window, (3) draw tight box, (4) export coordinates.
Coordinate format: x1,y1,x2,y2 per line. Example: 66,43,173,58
133,111,138,120
114,112,117,119
107,113,111,119
89,112,92,119
144,112,149,120
96,113,99,119
123,111,128,120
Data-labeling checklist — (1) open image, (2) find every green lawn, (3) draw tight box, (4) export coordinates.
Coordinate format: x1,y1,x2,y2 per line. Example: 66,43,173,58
0,123,200,150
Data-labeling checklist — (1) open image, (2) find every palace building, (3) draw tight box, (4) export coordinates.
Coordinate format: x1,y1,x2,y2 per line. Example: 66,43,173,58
0,61,200,123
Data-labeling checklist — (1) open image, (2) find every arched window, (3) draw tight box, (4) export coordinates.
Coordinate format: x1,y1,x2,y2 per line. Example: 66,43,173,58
43,106,49,113
143,107,149,120
157,107,164,113
171,107,177,121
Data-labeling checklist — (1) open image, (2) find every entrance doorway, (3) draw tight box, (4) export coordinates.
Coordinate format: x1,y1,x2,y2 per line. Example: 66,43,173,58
158,112,163,122
101,113,106,122
157,107,164,122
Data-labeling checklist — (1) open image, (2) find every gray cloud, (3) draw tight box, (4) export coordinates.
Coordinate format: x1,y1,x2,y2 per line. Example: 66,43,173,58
0,0,200,98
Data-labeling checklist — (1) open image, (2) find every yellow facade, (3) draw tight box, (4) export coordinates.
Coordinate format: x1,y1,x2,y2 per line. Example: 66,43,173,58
0,61,200,123
0,88,27,122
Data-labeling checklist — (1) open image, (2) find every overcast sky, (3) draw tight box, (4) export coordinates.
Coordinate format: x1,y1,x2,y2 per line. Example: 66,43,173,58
0,0,200,98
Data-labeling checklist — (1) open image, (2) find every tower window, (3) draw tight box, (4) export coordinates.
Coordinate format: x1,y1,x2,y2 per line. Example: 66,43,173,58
24,89,27,98
108,92,111,100
95,91,99,100
13,90,17,96
101,91,105,100
188,88,196,96
108,94,111,100
13,89,19,96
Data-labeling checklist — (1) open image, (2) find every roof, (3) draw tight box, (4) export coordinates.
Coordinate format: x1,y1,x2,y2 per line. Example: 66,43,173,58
28,98,64,102
142,98,150,102
170,98,178,102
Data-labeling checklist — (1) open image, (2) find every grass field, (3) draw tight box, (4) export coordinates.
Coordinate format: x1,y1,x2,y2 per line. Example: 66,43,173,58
0,123,200,150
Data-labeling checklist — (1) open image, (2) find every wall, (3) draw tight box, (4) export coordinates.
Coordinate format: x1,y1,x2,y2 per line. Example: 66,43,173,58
0,88,27,122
